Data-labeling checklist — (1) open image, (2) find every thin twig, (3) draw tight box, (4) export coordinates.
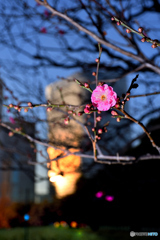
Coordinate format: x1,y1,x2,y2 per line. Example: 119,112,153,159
98,63,149,83
2,121,159,165
3,103,86,111
0,122,68,155
118,108,160,153
130,91,160,98
84,125,97,160
34,0,146,64
35,1,160,74
112,17,160,47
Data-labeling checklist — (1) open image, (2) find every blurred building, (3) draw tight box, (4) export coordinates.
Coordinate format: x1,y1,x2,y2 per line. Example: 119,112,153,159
0,79,2,115
0,122,35,203
45,72,90,149
45,72,89,198
0,79,35,203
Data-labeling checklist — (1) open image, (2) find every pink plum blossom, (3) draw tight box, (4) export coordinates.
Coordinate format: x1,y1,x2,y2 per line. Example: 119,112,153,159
91,84,117,111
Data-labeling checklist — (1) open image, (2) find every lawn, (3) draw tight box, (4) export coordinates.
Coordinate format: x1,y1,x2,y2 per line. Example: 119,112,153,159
1,226,100,240
0,225,135,240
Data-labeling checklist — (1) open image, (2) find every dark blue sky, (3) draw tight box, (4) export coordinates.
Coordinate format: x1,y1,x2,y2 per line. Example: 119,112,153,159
1,0,160,194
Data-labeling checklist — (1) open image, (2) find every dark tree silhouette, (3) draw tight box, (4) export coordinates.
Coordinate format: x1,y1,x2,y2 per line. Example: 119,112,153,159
0,0,160,178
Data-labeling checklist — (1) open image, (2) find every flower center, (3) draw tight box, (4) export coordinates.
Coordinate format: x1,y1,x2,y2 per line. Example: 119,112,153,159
101,94,106,101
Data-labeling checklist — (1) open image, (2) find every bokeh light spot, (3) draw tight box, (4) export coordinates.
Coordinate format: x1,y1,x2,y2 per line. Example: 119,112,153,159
105,195,114,202
95,191,103,198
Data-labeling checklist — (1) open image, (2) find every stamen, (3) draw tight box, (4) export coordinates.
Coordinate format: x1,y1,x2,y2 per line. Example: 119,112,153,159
101,94,106,101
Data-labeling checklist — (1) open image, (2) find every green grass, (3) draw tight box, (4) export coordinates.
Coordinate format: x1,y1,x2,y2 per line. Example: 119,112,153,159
0,226,103,240
0,225,134,240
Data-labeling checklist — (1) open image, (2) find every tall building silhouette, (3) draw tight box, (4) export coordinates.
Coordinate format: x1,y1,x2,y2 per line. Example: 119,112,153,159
0,79,35,203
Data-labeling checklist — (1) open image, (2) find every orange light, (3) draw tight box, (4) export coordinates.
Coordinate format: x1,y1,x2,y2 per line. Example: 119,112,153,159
47,147,82,198
60,221,68,227
47,147,81,173
70,221,78,228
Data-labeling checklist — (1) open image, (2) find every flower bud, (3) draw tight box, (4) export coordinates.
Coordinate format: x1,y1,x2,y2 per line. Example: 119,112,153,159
47,107,52,112
115,103,120,108
96,116,102,122
138,27,143,33
9,104,14,108
84,107,90,114
78,112,83,116
64,117,69,125
104,127,108,133
24,108,28,112
111,110,118,116
151,44,157,48
92,72,96,76
68,110,73,114
8,131,14,137
84,83,90,88
28,102,32,107
141,37,146,42
111,17,115,21
126,29,131,33
98,129,103,134
95,58,99,63
117,117,121,122
153,39,158,45
117,21,121,26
